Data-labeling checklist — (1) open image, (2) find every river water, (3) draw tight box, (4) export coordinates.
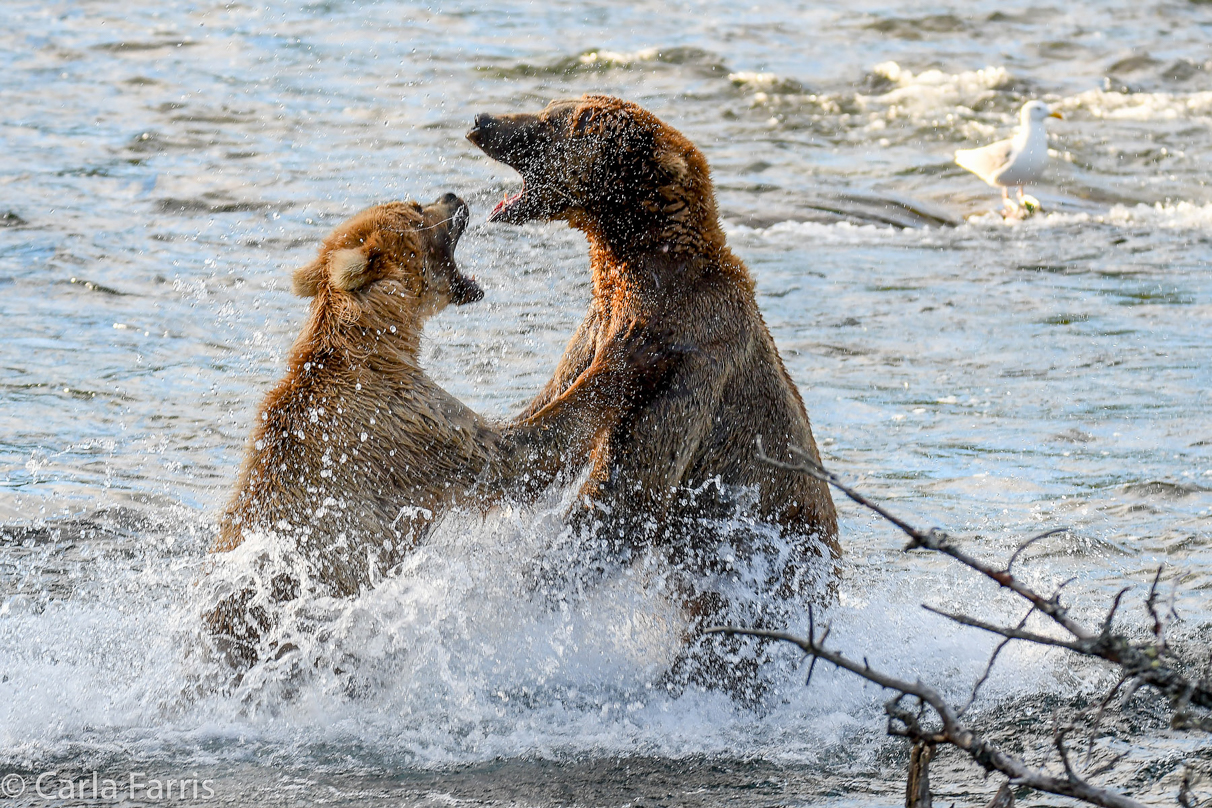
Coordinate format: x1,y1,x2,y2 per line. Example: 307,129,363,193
2,1,1211,805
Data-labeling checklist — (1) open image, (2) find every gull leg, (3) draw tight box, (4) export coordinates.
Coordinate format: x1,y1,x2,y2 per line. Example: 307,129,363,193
1017,185,1041,215
1000,186,1014,215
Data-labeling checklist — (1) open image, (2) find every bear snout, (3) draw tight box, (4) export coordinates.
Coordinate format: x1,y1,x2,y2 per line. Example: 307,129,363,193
465,113,497,151
448,272,484,306
469,113,495,134
466,112,542,170
467,113,504,148
448,198,469,242
422,193,470,247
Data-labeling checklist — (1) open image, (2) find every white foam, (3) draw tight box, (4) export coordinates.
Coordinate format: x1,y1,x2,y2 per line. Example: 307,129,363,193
1061,88,1212,122
967,201,1212,231
0,495,1090,772
577,48,655,67
573,47,719,69
728,72,808,96
728,60,1212,127
864,61,1013,112
726,219,906,246
724,197,1212,245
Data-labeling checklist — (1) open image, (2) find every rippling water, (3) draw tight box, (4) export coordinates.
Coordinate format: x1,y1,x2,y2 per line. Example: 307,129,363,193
2,1,1211,805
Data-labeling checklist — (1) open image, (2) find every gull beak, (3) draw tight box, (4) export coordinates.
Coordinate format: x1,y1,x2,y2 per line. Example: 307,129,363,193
1049,111,1064,119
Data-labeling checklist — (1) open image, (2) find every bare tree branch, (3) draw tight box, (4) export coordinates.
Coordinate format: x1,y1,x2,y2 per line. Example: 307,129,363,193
756,445,1212,715
756,439,1092,641
738,445,1212,808
706,624,1149,808
906,739,935,808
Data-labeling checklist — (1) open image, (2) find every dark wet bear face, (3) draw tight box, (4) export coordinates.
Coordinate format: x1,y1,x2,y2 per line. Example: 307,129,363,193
467,95,711,233
292,194,482,318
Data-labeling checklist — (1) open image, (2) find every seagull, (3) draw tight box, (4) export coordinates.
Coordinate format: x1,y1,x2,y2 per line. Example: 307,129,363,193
955,100,1062,214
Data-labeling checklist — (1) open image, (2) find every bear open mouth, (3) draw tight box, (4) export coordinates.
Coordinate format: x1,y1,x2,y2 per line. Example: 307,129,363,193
489,184,527,223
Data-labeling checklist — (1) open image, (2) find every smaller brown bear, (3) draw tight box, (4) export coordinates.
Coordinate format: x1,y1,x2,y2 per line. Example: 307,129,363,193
207,194,495,663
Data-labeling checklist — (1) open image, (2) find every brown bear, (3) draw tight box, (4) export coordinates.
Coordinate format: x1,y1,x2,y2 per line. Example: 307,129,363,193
207,194,495,664
468,95,840,693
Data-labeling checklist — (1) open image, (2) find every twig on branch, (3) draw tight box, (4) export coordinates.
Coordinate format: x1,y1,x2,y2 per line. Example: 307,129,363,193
1146,566,1166,642
1085,676,1129,767
960,605,1036,716
1178,767,1197,808
1006,528,1070,573
1099,587,1130,637
921,605,1079,651
1054,723,1080,783
985,782,1016,808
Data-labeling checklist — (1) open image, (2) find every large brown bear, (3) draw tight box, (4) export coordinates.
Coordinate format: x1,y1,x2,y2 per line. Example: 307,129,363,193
468,95,840,692
208,195,495,664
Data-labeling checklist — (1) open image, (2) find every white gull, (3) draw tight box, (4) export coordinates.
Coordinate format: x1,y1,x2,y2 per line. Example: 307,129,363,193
955,100,1062,213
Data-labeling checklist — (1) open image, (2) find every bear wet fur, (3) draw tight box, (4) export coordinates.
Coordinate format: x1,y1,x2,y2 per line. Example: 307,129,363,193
207,195,496,665
469,95,840,693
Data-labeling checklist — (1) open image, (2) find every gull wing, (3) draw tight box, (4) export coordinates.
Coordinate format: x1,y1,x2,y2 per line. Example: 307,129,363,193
955,137,1016,186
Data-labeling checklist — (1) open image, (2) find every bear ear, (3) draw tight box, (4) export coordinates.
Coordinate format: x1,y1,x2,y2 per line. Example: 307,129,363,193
291,256,326,297
572,97,624,136
327,247,373,291
655,145,690,183
573,107,597,134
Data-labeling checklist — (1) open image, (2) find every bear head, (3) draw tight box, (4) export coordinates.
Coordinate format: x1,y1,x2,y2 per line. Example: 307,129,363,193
291,194,482,332
467,95,722,254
